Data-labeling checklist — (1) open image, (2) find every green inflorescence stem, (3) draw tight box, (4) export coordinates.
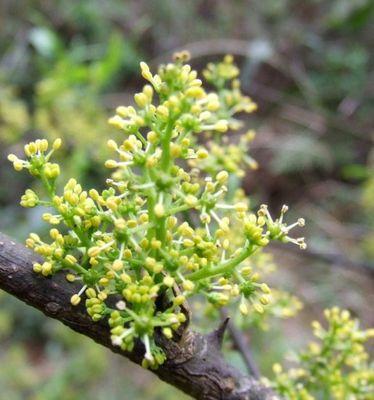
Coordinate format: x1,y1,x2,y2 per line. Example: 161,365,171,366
160,119,174,172
186,244,257,281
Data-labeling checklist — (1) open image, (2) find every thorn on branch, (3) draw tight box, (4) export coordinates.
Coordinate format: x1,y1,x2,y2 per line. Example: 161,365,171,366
208,317,230,350
221,309,261,379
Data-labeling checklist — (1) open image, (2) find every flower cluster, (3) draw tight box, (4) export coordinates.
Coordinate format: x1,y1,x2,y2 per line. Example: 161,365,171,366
270,307,374,399
9,54,306,368
192,55,259,177
200,250,303,331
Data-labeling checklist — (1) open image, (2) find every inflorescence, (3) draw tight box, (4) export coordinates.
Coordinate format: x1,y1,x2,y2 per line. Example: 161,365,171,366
9,52,306,368
270,307,374,399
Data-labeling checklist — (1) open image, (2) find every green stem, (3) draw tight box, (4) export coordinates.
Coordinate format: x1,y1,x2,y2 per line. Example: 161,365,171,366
186,244,256,281
71,262,89,275
156,119,176,246
143,167,157,244
167,203,193,216
158,216,167,246
146,190,156,242
160,119,174,172
40,171,55,198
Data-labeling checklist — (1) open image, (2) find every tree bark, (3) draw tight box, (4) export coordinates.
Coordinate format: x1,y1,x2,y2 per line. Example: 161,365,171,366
0,232,278,400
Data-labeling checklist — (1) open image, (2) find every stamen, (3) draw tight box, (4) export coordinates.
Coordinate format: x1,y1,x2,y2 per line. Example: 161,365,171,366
78,285,87,297
143,335,154,362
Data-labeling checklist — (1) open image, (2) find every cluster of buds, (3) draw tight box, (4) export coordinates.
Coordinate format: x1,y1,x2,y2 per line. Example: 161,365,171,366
189,56,259,177
236,289,303,331
8,138,61,178
190,130,258,178
270,308,374,399
10,54,306,367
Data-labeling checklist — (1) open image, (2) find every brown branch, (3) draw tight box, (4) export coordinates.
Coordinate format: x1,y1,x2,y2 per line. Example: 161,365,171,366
0,232,278,400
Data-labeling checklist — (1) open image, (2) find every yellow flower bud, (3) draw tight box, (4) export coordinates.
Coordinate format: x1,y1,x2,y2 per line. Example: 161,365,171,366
163,276,175,287
88,247,100,258
108,115,125,129
112,260,124,271
13,160,24,171
174,295,185,306
52,138,62,150
196,149,209,159
214,120,228,132
254,303,264,314
140,62,152,81
33,263,42,273
120,273,132,284
107,139,118,151
182,280,195,292
105,160,118,169
41,262,52,276
162,327,173,339
167,216,178,228
260,283,271,294
185,195,198,207
143,84,153,99
116,106,128,117
66,273,76,282
123,249,132,259
98,292,108,301
185,86,205,99
170,143,181,157
154,203,165,218
70,294,81,306
86,288,97,298
147,130,158,143
99,277,109,286
139,213,149,224
156,105,169,118
134,92,149,108
216,170,229,184
7,154,18,163
38,139,49,152
64,254,77,266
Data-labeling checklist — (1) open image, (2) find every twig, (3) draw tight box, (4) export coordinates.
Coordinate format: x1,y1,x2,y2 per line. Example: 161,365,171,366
221,309,261,379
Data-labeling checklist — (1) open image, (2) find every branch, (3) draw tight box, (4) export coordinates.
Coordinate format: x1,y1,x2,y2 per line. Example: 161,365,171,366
0,232,278,400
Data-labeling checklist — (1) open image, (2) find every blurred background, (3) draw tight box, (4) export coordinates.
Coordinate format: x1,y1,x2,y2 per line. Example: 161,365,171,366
0,1,373,399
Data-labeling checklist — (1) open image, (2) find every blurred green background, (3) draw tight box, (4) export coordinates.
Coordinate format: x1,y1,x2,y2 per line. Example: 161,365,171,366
0,1,373,399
